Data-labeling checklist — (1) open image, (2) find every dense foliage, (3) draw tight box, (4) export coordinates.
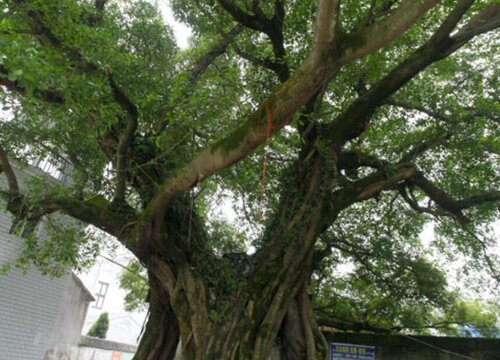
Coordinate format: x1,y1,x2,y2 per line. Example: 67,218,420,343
1,0,499,359
87,311,109,339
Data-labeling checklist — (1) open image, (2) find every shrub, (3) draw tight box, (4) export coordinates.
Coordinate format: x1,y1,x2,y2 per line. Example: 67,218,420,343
87,312,109,339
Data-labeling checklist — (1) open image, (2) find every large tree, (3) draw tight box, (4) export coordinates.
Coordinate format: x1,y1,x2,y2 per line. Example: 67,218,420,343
0,0,499,358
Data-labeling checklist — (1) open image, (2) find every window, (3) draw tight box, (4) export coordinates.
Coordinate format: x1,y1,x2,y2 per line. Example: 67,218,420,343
93,281,109,309
21,219,39,238
10,218,41,238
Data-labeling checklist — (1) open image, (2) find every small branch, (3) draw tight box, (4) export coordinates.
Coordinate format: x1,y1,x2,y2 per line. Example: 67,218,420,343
318,318,391,334
108,72,138,204
401,132,451,162
0,65,65,104
464,230,500,283
398,186,441,218
12,6,145,204
0,28,40,35
410,172,500,225
94,0,107,11
99,254,147,281
233,44,289,81
385,99,449,122
155,25,243,133
188,25,243,85
358,0,377,29
82,0,108,25
311,237,340,269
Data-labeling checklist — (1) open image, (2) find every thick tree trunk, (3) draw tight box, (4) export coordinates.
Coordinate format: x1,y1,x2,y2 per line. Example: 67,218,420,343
134,277,180,360
133,249,329,360
280,286,329,360
134,147,333,360
133,285,328,360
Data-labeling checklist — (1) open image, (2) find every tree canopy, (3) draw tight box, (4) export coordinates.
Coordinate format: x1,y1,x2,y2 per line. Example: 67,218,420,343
0,0,499,359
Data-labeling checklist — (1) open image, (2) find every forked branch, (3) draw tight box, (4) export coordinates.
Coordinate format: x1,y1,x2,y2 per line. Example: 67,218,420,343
144,0,469,234
325,0,498,144
217,0,290,80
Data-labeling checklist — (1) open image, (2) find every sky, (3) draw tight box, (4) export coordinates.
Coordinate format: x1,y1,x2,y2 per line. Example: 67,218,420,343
156,1,192,48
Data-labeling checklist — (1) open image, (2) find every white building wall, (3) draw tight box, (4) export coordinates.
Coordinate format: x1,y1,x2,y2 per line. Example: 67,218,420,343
79,247,147,346
0,165,92,360
0,210,70,360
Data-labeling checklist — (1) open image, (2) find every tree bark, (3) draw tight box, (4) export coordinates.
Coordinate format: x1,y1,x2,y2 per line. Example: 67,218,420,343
280,285,329,360
133,150,333,360
134,276,180,360
134,272,329,360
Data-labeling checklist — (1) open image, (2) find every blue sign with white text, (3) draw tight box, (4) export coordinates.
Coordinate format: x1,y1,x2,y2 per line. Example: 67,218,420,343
330,342,375,360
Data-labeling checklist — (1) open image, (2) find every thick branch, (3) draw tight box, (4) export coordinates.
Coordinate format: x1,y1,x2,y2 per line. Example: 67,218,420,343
217,0,268,33
28,195,133,239
337,150,388,171
339,0,441,63
143,0,479,232
0,161,133,239
313,0,341,53
318,318,478,334
0,146,19,192
357,164,417,201
333,163,417,214
325,0,494,144
217,0,290,80
449,4,500,53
